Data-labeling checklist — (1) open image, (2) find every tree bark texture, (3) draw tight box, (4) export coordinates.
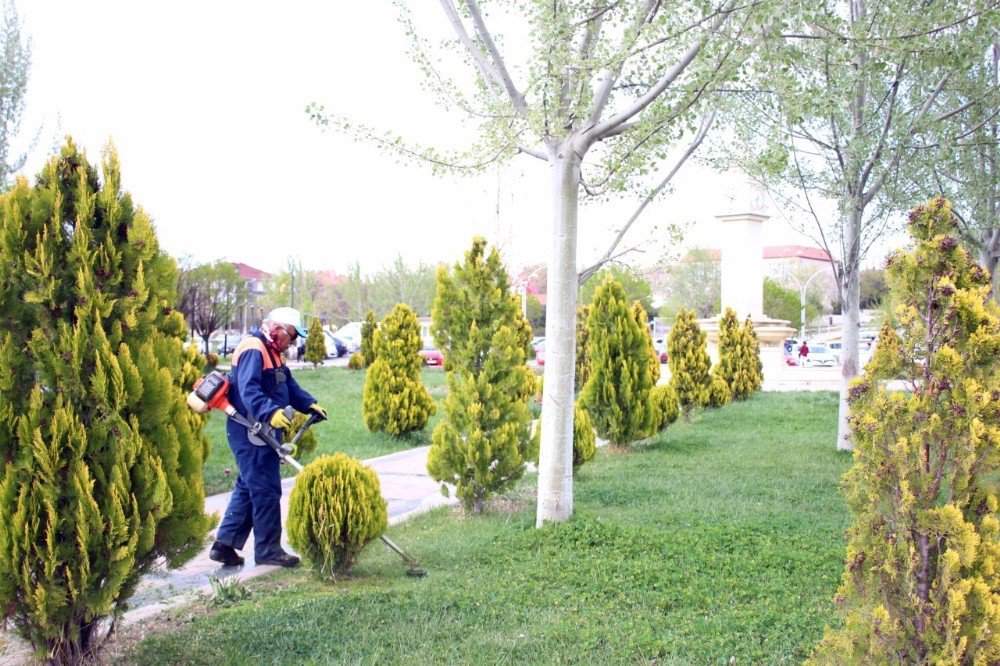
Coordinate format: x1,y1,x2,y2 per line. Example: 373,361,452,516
837,207,863,451
536,146,581,526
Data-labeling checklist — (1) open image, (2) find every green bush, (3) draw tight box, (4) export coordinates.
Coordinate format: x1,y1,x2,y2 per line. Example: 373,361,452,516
579,277,657,449
205,351,220,369
530,402,596,471
427,238,535,513
714,307,756,400
360,310,377,367
0,141,212,661
650,384,680,430
707,373,732,408
286,453,388,579
348,352,366,370
811,198,1000,662
667,308,711,421
304,316,326,367
362,304,435,435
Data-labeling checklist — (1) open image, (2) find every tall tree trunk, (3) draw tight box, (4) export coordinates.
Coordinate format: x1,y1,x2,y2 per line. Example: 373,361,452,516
536,145,581,526
837,206,863,451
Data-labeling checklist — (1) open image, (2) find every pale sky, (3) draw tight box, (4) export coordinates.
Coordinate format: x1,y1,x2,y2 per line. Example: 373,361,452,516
17,1,831,277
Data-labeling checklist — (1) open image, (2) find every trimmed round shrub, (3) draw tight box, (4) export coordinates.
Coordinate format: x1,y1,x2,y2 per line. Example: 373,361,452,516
650,384,679,430
286,453,388,579
707,373,732,408
205,351,220,368
347,352,366,370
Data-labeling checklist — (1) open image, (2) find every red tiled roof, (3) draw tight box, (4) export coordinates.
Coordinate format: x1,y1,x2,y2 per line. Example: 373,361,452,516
763,245,832,261
231,262,272,280
316,270,347,286
682,245,832,262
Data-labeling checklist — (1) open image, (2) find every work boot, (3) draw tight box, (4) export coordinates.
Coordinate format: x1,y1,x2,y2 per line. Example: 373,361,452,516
209,541,245,567
255,550,300,568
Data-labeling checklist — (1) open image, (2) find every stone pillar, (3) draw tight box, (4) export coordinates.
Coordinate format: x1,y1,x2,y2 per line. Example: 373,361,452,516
717,211,768,320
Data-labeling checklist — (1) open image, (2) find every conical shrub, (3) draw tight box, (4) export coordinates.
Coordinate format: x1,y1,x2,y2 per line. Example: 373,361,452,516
360,309,377,367
0,141,212,662
304,316,326,367
363,304,435,435
579,277,657,448
286,453,388,579
427,238,535,513
667,308,711,421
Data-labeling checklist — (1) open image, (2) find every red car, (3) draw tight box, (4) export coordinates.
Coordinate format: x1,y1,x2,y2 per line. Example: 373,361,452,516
418,343,443,366
535,342,545,366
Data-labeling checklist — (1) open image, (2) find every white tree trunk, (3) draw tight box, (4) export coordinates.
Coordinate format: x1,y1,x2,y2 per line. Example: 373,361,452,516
836,207,863,451
536,145,581,526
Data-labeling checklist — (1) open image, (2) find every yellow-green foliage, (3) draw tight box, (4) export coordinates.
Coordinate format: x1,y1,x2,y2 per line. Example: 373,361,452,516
707,372,732,408
742,317,764,393
530,402,597,471
427,238,535,513
580,277,657,448
632,301,660,385
304,316,326,367
575,305,591,388
360,309,377,367
286,454,388,579
714,307,756,400
205,351,220,369
348,352,366,370
284,411,318,458
0,141,212,662
362,304,435,435
650,384,680,430
667,308,712,420
810,198,1000,663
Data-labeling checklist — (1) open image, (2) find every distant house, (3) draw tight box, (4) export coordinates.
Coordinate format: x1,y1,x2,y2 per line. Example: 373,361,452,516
232,262,272,331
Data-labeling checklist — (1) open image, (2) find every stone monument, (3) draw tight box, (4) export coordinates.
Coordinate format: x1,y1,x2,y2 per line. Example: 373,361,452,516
697,175,795,346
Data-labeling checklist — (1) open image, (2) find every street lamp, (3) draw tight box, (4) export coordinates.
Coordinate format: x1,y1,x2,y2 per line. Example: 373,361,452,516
796,268,828,340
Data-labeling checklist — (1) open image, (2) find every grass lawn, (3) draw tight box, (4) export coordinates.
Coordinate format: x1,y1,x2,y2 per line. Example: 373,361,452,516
201,366,448,495
128,391,851,663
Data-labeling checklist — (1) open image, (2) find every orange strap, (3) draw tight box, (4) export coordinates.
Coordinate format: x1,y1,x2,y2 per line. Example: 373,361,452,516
231,336,283,370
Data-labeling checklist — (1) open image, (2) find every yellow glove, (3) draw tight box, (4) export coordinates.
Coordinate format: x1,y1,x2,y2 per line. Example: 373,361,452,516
270,408,293,430
308,403,328,422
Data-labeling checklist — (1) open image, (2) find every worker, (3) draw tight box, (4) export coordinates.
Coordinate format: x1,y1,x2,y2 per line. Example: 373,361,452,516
209,307,327,568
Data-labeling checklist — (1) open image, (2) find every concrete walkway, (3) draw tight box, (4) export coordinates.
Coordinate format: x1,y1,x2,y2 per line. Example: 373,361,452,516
124,445,452,625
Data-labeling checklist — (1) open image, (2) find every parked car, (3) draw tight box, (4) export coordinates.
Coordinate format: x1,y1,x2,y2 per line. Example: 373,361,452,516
535,341,545,366
783,349,798,366
216,341,238,356
803,344,838,367
332,322,364,354
418,341,443,366
531,336,545,352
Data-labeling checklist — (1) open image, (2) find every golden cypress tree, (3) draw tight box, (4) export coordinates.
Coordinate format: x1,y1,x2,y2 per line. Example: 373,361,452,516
363,304,435,435
427,238,535,513
742,316,764,393
0,140,212,661
811,198,1000,662
579,277,657,448
714,307,755,400
575,304,591,388
304,315,326,367
360,309,377,367
667,308,711,421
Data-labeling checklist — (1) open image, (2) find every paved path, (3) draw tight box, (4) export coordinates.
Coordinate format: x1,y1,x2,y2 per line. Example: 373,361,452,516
124,445,452,625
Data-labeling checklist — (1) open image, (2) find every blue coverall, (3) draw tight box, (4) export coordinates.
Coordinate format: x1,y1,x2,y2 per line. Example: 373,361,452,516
215,329,316,561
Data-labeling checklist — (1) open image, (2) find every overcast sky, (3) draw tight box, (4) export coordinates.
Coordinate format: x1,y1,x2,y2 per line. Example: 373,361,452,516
17,1,837,277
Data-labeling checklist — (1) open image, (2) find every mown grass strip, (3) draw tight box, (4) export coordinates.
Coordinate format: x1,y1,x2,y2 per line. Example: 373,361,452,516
131,391,850,663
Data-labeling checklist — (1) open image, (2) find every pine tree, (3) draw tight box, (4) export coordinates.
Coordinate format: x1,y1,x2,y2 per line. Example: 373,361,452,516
360,309,377,367
812,198,1000,663
667,308,711,421
0,140,212,662
742,317,764,393
579,277,656,449
426,238,535,513
715,307,755,401
303,316,326,367
362,304,435,435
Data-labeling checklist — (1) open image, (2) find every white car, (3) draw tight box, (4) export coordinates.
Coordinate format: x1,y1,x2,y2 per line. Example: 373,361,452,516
803,344,838,367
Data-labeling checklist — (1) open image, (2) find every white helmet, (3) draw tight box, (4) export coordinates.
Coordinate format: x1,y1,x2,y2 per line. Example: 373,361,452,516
266,307,307,338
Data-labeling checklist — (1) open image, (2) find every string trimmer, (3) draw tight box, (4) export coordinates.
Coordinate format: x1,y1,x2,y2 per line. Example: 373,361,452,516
188,370,426,577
